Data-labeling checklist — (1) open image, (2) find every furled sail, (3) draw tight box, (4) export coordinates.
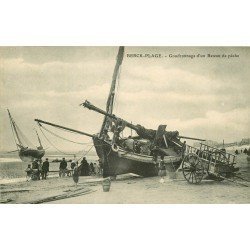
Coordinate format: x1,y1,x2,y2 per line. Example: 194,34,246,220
100,46,124,137
7,109,24,148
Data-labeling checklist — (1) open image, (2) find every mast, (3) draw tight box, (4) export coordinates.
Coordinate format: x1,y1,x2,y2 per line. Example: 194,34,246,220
35,119,94,138
100,46,124,136
82,100,138,131
82,100,206,142
35,130,43,148
7,109,24,147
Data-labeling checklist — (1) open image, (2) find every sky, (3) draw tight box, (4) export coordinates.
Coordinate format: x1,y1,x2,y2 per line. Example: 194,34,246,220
0,46,249,152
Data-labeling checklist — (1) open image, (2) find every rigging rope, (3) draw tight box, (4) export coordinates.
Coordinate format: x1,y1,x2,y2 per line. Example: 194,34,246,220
75,145,94,162
35,121,109,163
38,124,95,160
41,122,88,137
38,125,75,156
15,122,36,148
40,125,93,145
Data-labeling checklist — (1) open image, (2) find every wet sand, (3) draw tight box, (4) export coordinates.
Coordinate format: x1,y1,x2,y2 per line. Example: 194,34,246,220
50,176,250,204
1,172,249,204
1,154,249,204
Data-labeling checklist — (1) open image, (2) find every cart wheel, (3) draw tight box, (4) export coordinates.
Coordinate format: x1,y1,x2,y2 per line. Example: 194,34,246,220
182,153,204,184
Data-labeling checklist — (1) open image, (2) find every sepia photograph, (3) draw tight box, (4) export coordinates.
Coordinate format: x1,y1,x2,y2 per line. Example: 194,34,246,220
0,46,249,204
1,2,249,250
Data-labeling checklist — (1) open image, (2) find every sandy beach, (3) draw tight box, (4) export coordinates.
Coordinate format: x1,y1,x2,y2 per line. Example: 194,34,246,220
43,175,250,204
0,153,249,204
1,171,249,204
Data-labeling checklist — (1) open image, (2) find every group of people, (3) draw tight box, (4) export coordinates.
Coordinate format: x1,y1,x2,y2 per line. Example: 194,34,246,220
59,157,101,177
235,148,250,155
62,157,102,186
25,156,102,182
78,157,101,176
25,158,50,181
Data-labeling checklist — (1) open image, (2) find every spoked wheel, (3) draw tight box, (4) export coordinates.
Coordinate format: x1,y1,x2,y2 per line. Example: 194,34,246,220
182,153,204,184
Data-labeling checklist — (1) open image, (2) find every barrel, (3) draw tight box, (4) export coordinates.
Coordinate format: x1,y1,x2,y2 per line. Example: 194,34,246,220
102,178,111,192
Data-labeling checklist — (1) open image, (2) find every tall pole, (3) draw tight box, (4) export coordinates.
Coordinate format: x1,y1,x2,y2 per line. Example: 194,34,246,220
100,46,125,136
35,130,43,147
35,119,94,138
7,109,23,147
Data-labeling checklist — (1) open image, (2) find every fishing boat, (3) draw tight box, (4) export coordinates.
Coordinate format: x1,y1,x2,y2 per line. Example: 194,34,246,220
80,47,206,177
35,47,205,177
7,109,45,162
82,100,185,177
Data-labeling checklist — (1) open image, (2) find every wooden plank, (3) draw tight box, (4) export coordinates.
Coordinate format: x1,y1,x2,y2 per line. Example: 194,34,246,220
49,170,73,173
26,189,96,204
1,189,30,194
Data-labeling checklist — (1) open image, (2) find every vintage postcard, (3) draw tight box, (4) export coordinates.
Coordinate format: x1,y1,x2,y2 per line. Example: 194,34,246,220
0,46,249,204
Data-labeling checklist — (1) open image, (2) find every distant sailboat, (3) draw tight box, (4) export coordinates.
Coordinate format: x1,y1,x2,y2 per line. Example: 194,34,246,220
7,109,45,162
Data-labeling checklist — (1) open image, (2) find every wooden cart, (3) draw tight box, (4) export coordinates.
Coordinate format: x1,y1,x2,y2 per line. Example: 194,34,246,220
181,143,239,184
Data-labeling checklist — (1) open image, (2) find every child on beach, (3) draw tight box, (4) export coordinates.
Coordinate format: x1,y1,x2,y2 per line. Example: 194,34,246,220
158,155,166,183
72,163,80,186
25,164,32,181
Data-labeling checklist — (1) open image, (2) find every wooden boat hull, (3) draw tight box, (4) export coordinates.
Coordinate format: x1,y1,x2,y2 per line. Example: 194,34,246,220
93,137,182,177
19,148,45,162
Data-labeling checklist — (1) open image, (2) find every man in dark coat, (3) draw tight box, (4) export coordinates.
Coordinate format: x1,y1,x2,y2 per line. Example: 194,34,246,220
32,159,40,180
80,157,90,176
32,159,39,169
41,158,49,180
59,158,67,177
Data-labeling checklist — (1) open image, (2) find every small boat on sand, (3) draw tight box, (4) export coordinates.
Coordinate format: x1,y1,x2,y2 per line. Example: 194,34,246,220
7,109,45,162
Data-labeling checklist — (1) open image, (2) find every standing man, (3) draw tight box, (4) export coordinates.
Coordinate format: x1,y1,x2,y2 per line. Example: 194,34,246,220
32,159,39,170
80,157,90,176
71,160,76,170
32,159,40,180
41,158,49,180
59,158,67,177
